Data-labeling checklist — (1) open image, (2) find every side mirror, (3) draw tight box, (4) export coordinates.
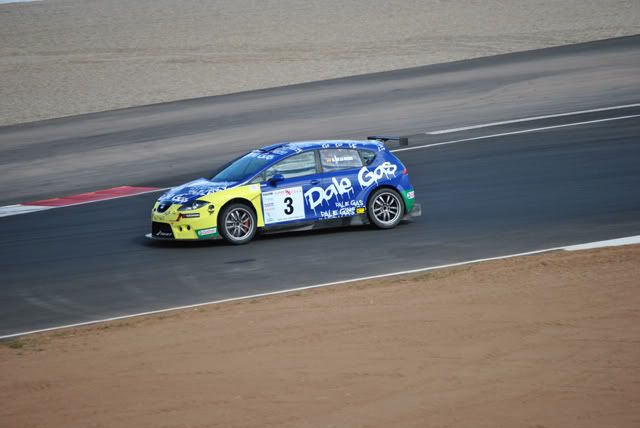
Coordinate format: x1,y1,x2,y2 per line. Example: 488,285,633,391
269,173,285,185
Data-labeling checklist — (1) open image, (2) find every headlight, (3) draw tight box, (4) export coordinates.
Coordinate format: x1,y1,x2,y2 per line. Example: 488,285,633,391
178,199,209,211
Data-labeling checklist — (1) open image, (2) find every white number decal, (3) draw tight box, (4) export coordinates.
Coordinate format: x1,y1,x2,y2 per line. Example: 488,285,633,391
262,187,305,224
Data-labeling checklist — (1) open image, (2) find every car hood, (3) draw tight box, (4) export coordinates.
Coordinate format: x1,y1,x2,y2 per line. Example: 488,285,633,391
158,178,237,204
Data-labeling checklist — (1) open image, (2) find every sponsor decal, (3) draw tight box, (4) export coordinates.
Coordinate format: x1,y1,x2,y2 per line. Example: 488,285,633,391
155,230,172,237
304,177,353,212
171,196,189,204
356,207,366,214
358,161,397,188
262,186,306,224
197,227,217,237
319,207,354,219
250,184,260,192
248,151,274,160
162,179,232,204
406,190,415,199
319,199,364,219
179,213,200,219
271,145,304,155
323,155,355,164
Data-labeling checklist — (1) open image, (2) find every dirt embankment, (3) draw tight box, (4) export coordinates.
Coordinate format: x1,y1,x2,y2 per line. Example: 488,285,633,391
1,245,639,428
1,0,639,125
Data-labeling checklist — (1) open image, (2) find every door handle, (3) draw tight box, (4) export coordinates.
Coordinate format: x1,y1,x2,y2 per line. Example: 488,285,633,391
310,179,320,185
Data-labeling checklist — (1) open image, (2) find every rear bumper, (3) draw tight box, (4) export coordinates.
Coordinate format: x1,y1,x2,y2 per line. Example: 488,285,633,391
403,202,421,220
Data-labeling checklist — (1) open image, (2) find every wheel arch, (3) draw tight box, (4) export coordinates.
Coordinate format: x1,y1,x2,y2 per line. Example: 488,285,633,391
217,197,259,226
365,185,406,211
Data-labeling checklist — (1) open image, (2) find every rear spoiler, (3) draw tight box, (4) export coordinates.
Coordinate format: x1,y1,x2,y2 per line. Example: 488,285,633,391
367,136,409,146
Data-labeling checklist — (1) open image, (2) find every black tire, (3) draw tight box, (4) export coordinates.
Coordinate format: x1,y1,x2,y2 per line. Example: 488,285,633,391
219,203,257,245
367,188,404,229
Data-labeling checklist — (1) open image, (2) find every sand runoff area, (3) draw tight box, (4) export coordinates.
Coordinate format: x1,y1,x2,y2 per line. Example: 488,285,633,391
1,0,639,126
1,245,639,427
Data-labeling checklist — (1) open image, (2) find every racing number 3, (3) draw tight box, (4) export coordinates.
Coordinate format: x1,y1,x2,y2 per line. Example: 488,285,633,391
262,186,306,224
284,197,294,215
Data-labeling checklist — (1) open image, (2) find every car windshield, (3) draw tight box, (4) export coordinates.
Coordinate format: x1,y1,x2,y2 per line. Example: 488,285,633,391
210,151,274,182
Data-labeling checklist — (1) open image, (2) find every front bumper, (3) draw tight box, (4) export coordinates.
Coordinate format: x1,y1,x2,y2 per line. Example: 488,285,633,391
150,206,221,240
146,223,221,241
145,232,175,241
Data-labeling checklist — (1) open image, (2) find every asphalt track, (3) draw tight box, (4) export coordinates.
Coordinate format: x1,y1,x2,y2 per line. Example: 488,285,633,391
1,36,639,336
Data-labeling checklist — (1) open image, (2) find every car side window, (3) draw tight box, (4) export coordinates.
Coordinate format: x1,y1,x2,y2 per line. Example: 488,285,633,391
319,149,363,172
264,151,317,180
358,149,376,166
248,174,264,184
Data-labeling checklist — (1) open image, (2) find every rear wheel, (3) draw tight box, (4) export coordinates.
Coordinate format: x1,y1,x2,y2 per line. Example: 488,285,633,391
368,188,404,229
219,203,257,245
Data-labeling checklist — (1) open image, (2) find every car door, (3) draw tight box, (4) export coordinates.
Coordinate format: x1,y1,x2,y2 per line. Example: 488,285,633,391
310,148,365,220
260,150,321,226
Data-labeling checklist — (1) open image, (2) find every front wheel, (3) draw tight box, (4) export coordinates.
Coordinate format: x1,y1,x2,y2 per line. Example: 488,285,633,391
219,203,257,245
367,188,404,229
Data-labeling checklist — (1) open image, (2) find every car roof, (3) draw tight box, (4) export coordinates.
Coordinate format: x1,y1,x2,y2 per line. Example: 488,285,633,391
258,140,385,158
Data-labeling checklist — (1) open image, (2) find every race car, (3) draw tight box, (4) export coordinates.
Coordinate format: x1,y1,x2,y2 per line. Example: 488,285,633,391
148,139,420,244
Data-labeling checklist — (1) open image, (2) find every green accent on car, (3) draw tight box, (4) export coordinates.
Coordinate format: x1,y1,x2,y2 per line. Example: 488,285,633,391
196,227,219,239
401,189,416,213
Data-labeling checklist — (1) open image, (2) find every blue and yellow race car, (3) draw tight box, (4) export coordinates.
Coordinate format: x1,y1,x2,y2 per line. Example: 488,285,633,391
148,139,419,244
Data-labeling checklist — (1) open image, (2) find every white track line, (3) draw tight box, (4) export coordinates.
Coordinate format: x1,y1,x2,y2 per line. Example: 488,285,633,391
0,205,52,218
427,103,640,135
3,106,639,217
2,235,639,340
392,114,640,153
564,235,640,251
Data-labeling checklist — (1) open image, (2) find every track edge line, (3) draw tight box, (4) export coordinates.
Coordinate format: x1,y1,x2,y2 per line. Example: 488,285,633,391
2,234,639,340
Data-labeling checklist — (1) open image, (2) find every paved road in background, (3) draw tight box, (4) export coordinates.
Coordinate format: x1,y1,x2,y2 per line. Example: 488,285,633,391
1,37,639,336
1,35,638,205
